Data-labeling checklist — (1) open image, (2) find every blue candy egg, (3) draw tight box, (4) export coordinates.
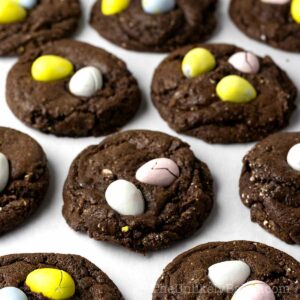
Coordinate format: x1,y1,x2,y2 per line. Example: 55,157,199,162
142,0,176,14
0,287,28,300
19,0,38,10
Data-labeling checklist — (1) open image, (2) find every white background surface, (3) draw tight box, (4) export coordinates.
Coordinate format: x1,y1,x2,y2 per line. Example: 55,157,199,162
0,1,299,299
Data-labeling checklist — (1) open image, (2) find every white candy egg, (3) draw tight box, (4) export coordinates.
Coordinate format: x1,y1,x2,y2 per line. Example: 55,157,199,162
208,260,251,292
261,0,290,4
0,152,9,193
69,66,103,98
142,0,176,14
228,52,260,74
105,179,145,216
0,287,28,300
287,143,300,171
19,0,38,9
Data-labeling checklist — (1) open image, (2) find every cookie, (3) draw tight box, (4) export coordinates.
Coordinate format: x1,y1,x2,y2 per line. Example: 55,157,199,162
0,253,123,299
151,44,297,144
0,0,81,56
6,39,141,137
240,132,300,245
90,0,218,52
230,0,300,52
0,127,49,235
153,240,300,299
63,130,214,252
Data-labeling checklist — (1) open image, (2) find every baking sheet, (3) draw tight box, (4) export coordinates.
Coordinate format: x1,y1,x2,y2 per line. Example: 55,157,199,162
0,0,299,299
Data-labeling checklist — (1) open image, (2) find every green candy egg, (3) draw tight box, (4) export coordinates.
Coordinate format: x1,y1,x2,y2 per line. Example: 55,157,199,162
25,268,75,300
216,75,257,104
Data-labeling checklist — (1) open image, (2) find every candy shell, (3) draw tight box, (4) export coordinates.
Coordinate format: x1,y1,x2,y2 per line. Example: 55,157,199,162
18,0,37,9
142,0,176,14
287,143,300,171
291,0,300,23
105,179,145,216
0,287,28,300
216,75,257,103
136,158,180,187
101,0,130,15
69,66,103,98
25,268,75,300
232,280,275,300
261,0,290,4
0,0,27,24
208,260,251,292
31,55,74,82
0,152,9,193
182,48,216,78
228,52,260,74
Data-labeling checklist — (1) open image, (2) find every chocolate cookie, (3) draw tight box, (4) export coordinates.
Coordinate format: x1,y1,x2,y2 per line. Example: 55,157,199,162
0,127,49,235
6,39,141,137
63,130,214,252
90,0,218,52
0,0,81,56
230,0,300,52
240,132,300,245
151,44,297,144
0,253,123,299
153,241,300,299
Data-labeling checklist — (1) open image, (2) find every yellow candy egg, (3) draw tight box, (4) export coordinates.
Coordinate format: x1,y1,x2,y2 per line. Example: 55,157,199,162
25,268,75,300
0,0,27,24
101,0,130,15
291,0,300,23
31,55,74,82
216,75,257,103
182,48,216,78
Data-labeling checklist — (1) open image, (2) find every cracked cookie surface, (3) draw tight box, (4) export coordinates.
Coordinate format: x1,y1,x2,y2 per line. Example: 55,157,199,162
240,132,300,245
153,241,300,299
151,44,297,144
0,0,81,56
63,130,214,252
90,0,218,52
230,0,300,52
0,253,123,299
0,127,49,235
6,40,141,137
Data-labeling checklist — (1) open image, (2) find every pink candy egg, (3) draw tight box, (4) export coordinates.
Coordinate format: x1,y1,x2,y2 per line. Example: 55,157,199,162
136,158,180,187
232,280,275,300
228,52,260,74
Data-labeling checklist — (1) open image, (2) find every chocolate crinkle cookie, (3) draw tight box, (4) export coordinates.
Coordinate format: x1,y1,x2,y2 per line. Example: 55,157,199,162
0,253,123,299
0,0,81,56
230,0,300,52
90,0,218,52
151,44,297,143
63,130,214,252
6,39,141,137
153,241,300,299
240,132,300,245
0,127,49,235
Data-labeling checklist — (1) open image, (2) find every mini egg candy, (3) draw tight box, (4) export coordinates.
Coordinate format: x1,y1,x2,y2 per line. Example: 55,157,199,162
182,48,216,78
101,0,130,15
208,260,251,292
228,52,260,74
31,55,74,82
291,0,300,23
216,75,257,103
142,0,176,14
105,179,145,216
287,143,300,171
232,280,275,300
69,66,103,98
0,287,28,300
260,0,290,4
0,0,27,24
136,158,180,187
0,152,9,193
25,268,75,300
18,0,38,9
